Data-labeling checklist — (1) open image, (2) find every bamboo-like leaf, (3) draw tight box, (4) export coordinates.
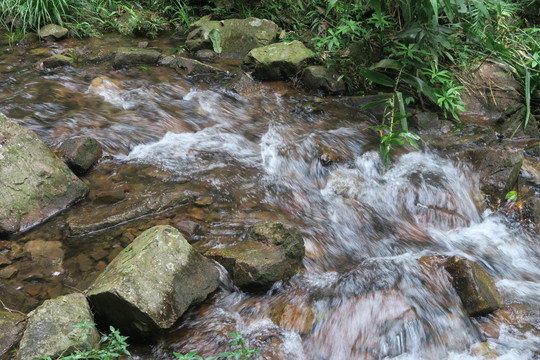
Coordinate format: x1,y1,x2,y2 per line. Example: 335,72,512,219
401,73,437,103
362,69,395,87
525,69,531,129
371,59,402,70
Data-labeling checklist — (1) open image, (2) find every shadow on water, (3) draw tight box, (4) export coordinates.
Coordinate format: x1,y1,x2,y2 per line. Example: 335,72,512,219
0,33,539,359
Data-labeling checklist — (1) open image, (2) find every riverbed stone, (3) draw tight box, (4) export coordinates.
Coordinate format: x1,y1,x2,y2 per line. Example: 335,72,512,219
302,65,346,94
57,136,103,175
186,17,278,58
460,62,522,123
456,149,522,207
443,256,503,316
0,112,89,234
205,221,305,290
87,225,220,338
243,40,316,80
18,293,99,360
38,24,68,41
0,310,25,360
225,70,260,95
42,54,74,68
113,47,161,69
174,56,227,76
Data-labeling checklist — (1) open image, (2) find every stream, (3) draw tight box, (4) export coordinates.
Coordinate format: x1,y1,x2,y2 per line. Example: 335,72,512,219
1,33,539,359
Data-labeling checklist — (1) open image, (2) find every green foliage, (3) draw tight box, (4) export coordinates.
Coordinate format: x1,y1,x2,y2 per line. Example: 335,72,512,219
41,322,130,360
174,332,261,360
209,28,222,55
506,190,518,202
1,0,73,31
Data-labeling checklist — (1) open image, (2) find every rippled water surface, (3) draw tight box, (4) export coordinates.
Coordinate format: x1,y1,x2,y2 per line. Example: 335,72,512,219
0,33,539,359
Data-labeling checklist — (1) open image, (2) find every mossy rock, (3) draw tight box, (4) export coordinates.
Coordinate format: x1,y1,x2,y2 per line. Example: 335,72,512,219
186,17,278,58
0,112,89,234
17,293,100,360
113,47,161,69
0,310,25,360
205,221,305,290
243,41,316,80
87,225,220,339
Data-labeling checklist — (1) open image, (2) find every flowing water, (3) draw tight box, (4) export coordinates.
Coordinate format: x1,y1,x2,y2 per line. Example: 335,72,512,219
1,34,539,359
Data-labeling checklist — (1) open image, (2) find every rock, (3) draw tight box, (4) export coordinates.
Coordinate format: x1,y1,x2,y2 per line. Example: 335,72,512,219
173,220,200,241
205,221,305,290
41,54,74,68
0,310,25,360
443,256,503,316
0,266,17,279
87,225,220,338
456,149,522,207
57,137,103,175
315,140,344,166
460,62,522,122
271,303,315,335
18,293,100,360
302,65,346,94
138,41,149,49
67,189,189,235
18,32,40,46
186,17,278,58
0,113,89,234
0,281,39,313
195,49,217,60
225,70,260,95
173,56,227,76
243,41,316,80
38,24,68,41
113,47,161,69
470,342,498,359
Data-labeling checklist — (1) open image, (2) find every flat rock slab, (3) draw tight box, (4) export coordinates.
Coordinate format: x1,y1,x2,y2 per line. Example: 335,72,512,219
18,293,100,360
0,310,25,360
0,113,89,234
87,225,220,338
113,47,161,69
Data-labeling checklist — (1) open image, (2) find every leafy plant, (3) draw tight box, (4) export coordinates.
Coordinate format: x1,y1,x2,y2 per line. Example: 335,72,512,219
42,323,131,360
173,332,261,360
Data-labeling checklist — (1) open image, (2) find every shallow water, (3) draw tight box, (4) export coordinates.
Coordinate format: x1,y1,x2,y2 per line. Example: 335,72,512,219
0,33,539,359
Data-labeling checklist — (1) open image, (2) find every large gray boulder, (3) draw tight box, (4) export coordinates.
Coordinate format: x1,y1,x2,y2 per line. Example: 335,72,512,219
243,40,316,80
0,310,25,360
204,221,305,290
0,113,89,234
113,47,161,69
18,293,100,360
87,225,220,338
186,17,278,58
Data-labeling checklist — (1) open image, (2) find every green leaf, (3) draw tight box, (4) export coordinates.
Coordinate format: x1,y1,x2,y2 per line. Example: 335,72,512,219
371,59,402,70
209,29,222,54
362,70,395,87
401,73,437,103
361,97,391,110
505,190,518,202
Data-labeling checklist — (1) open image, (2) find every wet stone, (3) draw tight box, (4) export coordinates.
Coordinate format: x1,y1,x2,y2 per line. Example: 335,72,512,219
0,254,11,266
0,265,18,279
443,256,503,316
57,136,103,175
76,253,93,272
38,24,68,40
0,280,39,313
0,310,25,360
173,220,200,241
89,247,109,261
42,54,74,69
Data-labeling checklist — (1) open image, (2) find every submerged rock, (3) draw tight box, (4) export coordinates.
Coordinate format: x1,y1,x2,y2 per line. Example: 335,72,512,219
41,54,74,68
0,113,89,234
186,17,278,58
113,47,161,69
18,293,100,360
173,56,227,76
57,136,103,175
87,225,220,338
205,221,305,290
0,310,25,360
243,41,316,80
302,65,346,94
38,24,68,41
443,256,503,316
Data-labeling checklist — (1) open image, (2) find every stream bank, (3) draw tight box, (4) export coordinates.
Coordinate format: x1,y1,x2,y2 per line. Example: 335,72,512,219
0,25,539,359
